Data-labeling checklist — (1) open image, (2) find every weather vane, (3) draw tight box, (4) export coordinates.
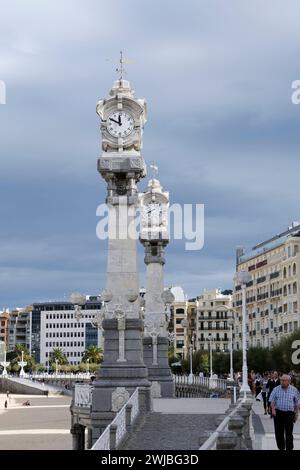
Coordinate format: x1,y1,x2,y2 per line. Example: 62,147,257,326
150,162,158,179
115,51,132,80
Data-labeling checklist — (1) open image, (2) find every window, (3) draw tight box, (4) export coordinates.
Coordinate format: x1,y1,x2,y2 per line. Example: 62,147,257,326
176,309,184,314
293,264,297,276
293,282,297,294
283,267,287,279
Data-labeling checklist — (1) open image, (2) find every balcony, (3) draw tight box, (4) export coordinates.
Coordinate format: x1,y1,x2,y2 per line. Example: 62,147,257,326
257,276,267,284
257,293,269,301
270,271,280,280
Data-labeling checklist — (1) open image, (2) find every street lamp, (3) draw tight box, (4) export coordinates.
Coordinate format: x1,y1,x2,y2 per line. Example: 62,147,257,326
227,317,234,381
18,350,27,378
0,346,10,377
236,270,251,396
208,334,213,379
70,292,86,322
181,318,193,384
86,358,90,377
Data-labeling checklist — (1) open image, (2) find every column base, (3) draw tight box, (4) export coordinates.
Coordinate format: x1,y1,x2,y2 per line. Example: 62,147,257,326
143,337,174,398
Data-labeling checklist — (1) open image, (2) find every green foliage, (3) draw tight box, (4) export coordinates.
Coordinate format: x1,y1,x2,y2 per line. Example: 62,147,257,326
181,329,300,375
6,344,35,371
49,348,69,366
82,346,103,364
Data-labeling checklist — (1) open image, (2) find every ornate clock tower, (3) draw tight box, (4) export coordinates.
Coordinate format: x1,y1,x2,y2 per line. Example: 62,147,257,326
140,176,175,398
89,77,151,445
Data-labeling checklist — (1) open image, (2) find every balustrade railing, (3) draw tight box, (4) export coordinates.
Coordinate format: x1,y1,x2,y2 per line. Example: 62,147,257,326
92,387,140,450
199,396,253,450
74,383,93,407
174,374,227,391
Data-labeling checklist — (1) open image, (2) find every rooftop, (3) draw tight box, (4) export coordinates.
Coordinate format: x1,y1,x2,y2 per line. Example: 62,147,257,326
238,223,300,264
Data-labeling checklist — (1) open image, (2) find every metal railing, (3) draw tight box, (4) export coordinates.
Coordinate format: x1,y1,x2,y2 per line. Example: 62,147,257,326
74,384,93,407
92,387,140,450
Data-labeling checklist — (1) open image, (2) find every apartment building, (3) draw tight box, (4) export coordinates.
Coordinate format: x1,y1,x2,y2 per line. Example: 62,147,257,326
0,310,9,348
196,289,233,352
7,308,31,352
233,222,300,349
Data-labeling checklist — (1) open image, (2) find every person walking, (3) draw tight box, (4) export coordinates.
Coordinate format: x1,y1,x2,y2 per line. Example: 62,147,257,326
267,371,280,416
260,373,269,415
269,374,300,450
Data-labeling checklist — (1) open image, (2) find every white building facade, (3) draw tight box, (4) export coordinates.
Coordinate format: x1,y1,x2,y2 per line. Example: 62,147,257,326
196,289,233,352
233,222,300,350
31,299,103,366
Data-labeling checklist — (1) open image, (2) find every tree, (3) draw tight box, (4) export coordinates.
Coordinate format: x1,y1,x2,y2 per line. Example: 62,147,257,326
82,346,103,364
7,344,35,371
49,348,68,366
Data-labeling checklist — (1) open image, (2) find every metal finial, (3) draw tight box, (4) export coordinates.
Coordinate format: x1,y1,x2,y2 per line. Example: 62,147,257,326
150,162,158,179
116,50,127,80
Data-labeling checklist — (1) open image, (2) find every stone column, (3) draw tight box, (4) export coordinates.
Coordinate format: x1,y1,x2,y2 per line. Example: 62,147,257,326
140,179,174,398
142,249,174,397
90,155,151,435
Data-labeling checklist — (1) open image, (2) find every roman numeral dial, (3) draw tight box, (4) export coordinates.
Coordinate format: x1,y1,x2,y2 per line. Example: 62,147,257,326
107,111,134,138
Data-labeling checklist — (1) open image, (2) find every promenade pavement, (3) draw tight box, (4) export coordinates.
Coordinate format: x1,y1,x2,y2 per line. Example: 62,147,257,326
252,398,300,450
0,393,72,450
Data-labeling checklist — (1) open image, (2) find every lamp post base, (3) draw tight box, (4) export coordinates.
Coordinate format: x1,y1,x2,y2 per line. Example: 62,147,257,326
188,373,194,385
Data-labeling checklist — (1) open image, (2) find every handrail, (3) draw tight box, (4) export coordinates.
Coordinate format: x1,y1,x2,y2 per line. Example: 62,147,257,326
199,397,247,450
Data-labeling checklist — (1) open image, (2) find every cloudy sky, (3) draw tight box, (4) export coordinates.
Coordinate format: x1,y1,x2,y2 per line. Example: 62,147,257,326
1,0,300,308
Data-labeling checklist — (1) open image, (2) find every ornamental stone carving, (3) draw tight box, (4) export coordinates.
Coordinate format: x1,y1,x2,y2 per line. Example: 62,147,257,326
112,387,130,412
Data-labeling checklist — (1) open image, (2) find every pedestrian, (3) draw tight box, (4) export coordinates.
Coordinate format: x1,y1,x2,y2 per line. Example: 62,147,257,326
6,390,9,399
261,373,269,415
267,371,280,416
269,374,300,451
4,400,7,408
255,373,262,398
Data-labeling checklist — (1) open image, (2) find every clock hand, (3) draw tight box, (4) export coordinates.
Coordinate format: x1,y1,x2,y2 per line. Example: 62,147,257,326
118,114,122,126
109,118,119,124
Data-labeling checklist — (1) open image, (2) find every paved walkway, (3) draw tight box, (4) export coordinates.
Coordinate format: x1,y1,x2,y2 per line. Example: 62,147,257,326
252,399,300,450
7,377,68,395
123,397,230,450
153,397,230,414
0,394,72,450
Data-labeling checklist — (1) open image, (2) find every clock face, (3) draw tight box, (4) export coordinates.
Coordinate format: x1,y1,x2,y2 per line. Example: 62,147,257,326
142,202,162,227
107,111,134,138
